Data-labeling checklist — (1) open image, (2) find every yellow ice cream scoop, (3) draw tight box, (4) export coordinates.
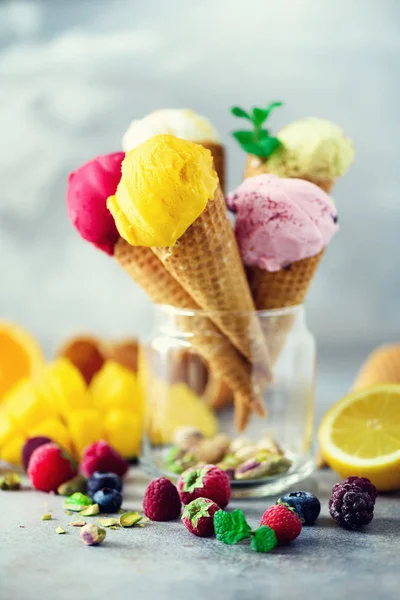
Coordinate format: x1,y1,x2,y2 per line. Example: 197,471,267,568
107,134,218,247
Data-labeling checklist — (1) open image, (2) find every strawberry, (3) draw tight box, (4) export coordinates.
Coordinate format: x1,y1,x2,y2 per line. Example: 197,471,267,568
80,441,129,478
177,464,230,508
143,477,181,521
182,497,219,537
28,443,77,492
260,504,302,545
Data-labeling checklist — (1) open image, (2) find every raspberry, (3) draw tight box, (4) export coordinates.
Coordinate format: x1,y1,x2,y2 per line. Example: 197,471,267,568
28,443,77,492
260,505,302,545
177,464,230,508
329,482,374,530
143,477,181,521
335,477,378,503
80,441,129,478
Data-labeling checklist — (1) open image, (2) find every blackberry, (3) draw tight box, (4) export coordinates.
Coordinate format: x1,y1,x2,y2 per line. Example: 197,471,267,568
278,491,321,525
340,477,377,503
329,482,374,530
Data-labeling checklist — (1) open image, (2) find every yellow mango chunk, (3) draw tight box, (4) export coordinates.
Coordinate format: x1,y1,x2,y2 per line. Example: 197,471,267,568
35,359,90,419
5,379,56,431
104,409,141,458
90,361,142,415
68,409,104,458
28,418,73,454
0,433,26,465
0,407,18,447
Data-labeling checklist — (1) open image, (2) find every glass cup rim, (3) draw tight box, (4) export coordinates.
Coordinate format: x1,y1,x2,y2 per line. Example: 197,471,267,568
153,303,304,318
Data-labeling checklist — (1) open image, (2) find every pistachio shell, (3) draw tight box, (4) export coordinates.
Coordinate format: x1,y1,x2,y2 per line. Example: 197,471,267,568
119,511,142,527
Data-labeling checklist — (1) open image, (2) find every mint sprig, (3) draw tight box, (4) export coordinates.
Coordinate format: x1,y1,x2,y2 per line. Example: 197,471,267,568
214,509,252,545
214,509,277,553
231,101,283,157
250,526,277,553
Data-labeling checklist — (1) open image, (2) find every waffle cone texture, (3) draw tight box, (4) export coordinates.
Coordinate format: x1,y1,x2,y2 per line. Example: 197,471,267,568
152,184,272,384
114,238,261,430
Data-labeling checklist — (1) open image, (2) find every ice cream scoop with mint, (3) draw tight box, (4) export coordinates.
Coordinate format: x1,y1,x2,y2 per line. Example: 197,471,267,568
122,109,225,191
66,143,265,431
231,102,354,192
227,173,339,362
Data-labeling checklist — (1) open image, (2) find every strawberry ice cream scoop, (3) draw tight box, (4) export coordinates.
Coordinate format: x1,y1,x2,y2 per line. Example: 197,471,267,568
67,152,124,255
226,174,338,272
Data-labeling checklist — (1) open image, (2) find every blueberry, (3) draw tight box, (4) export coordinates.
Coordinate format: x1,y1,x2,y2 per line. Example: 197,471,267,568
278,491,321,525
93,488,123,513
87,472,122,499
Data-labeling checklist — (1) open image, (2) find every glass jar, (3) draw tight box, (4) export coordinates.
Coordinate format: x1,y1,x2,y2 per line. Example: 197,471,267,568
139,304,316,498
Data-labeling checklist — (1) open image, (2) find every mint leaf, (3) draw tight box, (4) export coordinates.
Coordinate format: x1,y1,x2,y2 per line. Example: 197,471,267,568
232,130,254,144
240,142,270,157
250,526,277,553
231,106,252,120
258,137,281,156
214,509,252,545
263,101,284,120
231,100,283,157
252,107,269,127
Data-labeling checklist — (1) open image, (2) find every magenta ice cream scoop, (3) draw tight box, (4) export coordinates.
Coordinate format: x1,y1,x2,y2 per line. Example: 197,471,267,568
67,152,124,255
226,174,338,272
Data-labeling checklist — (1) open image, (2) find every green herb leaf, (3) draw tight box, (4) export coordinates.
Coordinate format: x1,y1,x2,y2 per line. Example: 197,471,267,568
263,101,284,121
250,526,278,553
258,136,281,156
240,142,269,157
232,130,255,145
231,106,252,121
214,509,252,545
252,107,269,127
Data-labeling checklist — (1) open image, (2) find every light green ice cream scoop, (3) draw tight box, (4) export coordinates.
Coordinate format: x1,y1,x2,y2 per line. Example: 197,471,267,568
267,117,355,185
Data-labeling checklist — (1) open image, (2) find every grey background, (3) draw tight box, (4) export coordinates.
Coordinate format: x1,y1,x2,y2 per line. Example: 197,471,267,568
1,0,399,357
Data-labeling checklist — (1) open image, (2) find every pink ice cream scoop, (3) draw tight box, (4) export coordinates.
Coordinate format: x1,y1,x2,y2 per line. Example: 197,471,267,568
67,152,124,255
226,174,338,272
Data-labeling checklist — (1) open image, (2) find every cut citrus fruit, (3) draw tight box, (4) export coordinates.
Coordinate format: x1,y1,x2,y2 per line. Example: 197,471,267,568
318,384,400,491
0,322,44,400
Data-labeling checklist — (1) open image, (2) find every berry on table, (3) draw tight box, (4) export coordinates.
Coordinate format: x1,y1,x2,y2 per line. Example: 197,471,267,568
260,505,302,545
87,472,122,499
278,491,321,525
80,441,129,478
92,488,123,513
28,443,77,492
22,436,52,471
335,477,378,503
329,481,375,530
143,477,181,521
177,464,230,508
182,497,220,537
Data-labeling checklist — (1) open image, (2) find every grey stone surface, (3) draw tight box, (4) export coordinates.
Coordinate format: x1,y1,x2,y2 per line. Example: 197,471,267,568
1,0,400,353
0,469,399,600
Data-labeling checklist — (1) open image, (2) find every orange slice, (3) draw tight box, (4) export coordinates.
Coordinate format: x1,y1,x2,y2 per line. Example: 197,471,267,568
0,322,44,400
318,384,400,490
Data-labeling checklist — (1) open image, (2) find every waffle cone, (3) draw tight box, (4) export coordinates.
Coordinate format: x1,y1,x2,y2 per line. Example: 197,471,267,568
247,251,325,363
200,141,225,194
152,185,272,384
114,238,260,430
352,345,400,391
244,154,334,193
